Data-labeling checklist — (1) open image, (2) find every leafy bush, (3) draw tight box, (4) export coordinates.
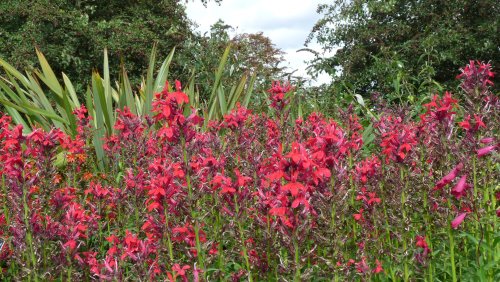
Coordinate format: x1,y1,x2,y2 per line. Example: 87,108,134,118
306,0,500,99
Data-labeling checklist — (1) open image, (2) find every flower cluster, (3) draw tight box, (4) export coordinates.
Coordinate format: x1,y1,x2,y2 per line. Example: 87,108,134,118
0,64,498,281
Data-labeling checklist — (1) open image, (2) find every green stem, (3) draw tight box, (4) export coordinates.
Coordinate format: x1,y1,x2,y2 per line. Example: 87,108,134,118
23,185,38,282
193,220,205,270
293,238,300,282
448,223,457,282
164,206,174,261
234,196,252,282
2,175,9,225
400,168,409,281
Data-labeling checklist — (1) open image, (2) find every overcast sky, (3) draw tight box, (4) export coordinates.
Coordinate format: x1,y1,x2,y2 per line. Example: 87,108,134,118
185,0,332,85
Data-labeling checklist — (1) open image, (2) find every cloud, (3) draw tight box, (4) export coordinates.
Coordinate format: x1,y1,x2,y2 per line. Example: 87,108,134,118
185,0,331,85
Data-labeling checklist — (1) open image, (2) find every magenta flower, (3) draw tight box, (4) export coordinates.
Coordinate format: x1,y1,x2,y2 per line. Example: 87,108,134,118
451,175,469,199
480,137,494,144
451,212,467,229
433,162,463,191
477,145,496,157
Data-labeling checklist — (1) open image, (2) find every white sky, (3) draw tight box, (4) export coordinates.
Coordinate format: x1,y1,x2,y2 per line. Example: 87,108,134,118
185,0,333,85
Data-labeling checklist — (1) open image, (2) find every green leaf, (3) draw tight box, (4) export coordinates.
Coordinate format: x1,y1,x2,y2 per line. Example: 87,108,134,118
217,86,227,116
35,48,63,97
102,49,115,133
62,89,77,137
154,47,176,93
242,72,257,108
208,44,232,111
0,91,30,132
92,72,112,134
354,94,365,107
120,66,137,114
228,73,248,110
143,43,157,116
62,73,81,107
88,82,106,171
0,57,31,87
0,96,68,124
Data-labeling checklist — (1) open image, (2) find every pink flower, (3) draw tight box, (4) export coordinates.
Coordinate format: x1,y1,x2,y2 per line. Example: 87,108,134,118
451,175,468,199
433,163,463,191
480,137,494,144
477,145,496,157
451,213,467,229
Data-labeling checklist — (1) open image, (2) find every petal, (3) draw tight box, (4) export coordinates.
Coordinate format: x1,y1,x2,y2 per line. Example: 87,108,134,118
451,212,467,229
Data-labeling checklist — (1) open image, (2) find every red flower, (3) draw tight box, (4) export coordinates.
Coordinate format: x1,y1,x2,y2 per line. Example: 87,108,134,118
170,80,189,105
355,257,370,273
353,208,364,222
480,137,494,144
172,264,190,276
415,235,430,251
373,259,383,274
458,115,471,130
282,182,305,197
269,207,287,217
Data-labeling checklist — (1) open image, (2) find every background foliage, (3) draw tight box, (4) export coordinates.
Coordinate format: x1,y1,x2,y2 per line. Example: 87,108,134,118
306,0,500,100
0,0,220,92
179,20,285,101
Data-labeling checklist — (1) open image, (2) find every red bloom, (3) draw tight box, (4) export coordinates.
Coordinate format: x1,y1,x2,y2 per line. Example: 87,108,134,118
415,235,430,251
355,257,370,273
458,115,471,130
480,137,494,144
170,80,189,105
282,182,305,197
373,259,383,274
457,60,495,94
172,264,190,276
353,208,364,222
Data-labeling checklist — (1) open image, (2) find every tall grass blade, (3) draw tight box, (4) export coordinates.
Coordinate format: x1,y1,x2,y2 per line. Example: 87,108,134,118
35,48,63,98
242,72,257,108
62,73,81,107
103,49,115,133
120,66,137,114
228,74,248,110
154,47,175,93
143,44,157,116
89,80,106,170
208,44,232,111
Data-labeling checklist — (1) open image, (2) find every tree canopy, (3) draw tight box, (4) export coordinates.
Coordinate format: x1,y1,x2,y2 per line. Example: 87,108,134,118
0,0,219,90
181,20,285,100
307,0,500,97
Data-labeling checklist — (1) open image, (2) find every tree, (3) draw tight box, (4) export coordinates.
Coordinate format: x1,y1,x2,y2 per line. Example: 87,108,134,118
0,0,220,92
180,20,285,101
306,0,500,98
